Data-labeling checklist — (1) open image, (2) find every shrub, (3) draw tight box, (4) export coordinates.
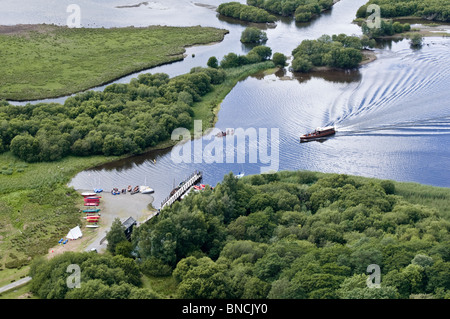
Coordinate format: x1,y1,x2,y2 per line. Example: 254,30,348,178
295,12,313,22
207,56,219,68
272,52,287,67
410,33,423,48
240,27,268,44
292,56,313,72
140,257,173,277
380,180,396,194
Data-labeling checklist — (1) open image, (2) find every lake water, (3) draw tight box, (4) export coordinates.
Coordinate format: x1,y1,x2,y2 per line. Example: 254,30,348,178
2,0,449,206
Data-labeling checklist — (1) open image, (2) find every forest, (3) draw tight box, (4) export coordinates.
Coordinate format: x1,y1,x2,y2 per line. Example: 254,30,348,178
217,2,277,23
290,34,374,72
28,171,450,299
0,60,275,279
0,69,220,162
247,0,335,22
0,43,278,164
0,60,267,164
356,0,450,22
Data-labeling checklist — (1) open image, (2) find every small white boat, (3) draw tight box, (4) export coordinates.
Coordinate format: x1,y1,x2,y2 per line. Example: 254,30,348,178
235,172,245,179
140,186,154,194
81,192,97,197
86,225,99,228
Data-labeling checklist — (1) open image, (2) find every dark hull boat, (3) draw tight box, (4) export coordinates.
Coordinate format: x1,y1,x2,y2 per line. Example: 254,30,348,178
300,126,336,142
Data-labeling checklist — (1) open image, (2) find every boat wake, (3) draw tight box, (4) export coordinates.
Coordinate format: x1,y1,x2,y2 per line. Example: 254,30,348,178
336,116,450,137
327,39,450,133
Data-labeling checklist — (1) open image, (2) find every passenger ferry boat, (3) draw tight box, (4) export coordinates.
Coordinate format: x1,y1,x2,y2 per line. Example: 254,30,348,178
300,126,336,142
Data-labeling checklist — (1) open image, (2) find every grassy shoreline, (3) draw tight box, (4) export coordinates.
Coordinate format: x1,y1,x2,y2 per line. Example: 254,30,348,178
0,24,229,101
0,61,277,287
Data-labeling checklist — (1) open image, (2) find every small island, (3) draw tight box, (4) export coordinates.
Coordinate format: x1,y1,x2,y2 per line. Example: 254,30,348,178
248,0,337,22
217,2,277,23
217,0,338,24
356,0,449,22
290,34,377,73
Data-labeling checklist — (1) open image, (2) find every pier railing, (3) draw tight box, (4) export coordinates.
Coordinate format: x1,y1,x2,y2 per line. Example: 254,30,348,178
160,171,202,210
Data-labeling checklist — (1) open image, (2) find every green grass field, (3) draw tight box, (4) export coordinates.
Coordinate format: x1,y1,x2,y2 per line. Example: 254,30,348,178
0,152,119,278
0,24,228,101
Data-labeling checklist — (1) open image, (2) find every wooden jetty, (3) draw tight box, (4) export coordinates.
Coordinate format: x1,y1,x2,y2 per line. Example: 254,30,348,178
160,171,202,210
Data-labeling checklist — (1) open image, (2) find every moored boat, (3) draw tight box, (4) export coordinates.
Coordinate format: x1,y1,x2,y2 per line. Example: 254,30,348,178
140,186,154,194
84,197,101,203
84,202,99,206
81,192,97,197
130,185,140,195
300,126,335,142
82,208,100,213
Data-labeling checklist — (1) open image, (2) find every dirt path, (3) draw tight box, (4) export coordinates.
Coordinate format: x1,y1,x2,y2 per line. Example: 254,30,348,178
0,276,32,295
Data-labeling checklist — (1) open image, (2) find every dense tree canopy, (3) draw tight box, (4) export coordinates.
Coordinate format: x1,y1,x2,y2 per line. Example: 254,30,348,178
240,27,268,44
361,19,411,38
247,0,335,22
0,68,228,162
29,252,159,299
27,171,450,299
291,34,371,72
356,0,449,22
217,2,277,23
106,218,128,254
130,171,450,299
